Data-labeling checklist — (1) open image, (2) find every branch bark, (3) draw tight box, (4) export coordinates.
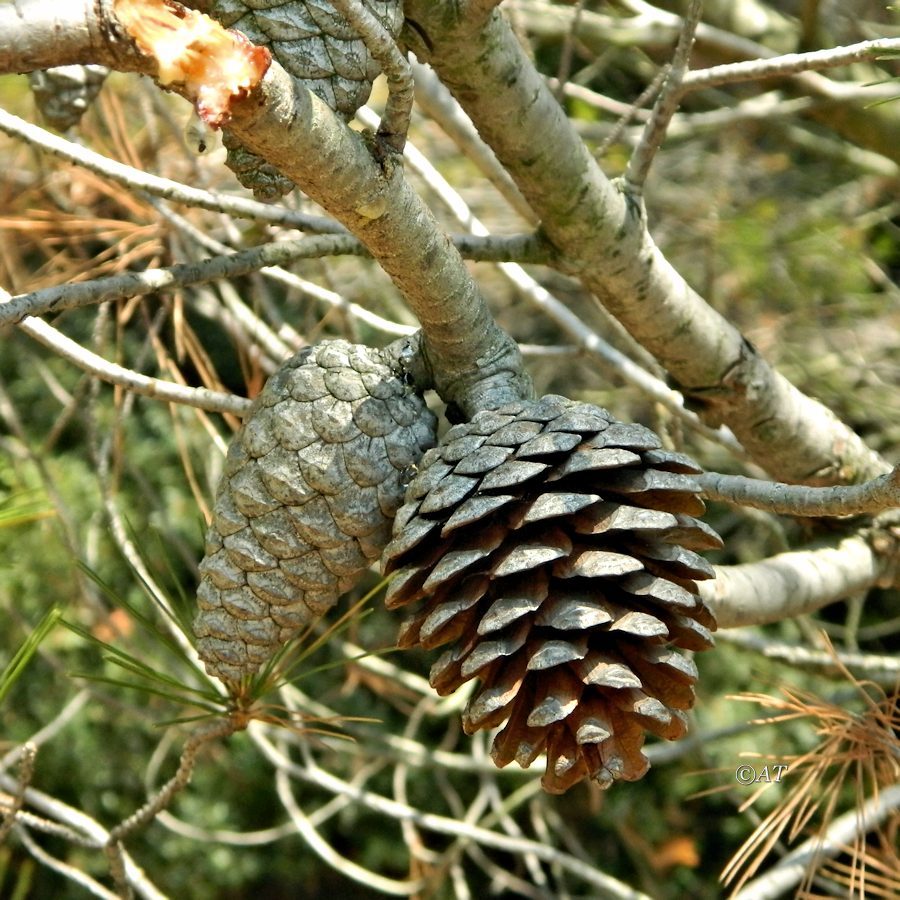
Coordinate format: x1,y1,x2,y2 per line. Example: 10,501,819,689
402,3,888,485
512,0,900,168
8,304,253,416
701,530,896,628
0,0,531,419
700,467,900,517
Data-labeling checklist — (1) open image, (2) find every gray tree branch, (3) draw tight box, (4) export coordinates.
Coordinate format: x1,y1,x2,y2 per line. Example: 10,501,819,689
700,467,900,517
702,530,896,628
402,2,889,486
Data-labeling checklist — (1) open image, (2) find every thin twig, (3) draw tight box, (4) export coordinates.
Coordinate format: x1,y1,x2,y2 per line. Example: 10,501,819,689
0,231,548,328
156,200,416,338
253,728,654,900
149,201,293,363
155,811,296,846
275,764,425,896
106,720,236,845
0,774,166,900
14,311,251,416
0,106,549,266
596,65,668,158
330,0,413,152
716,631,900,686
0,235,362,326
105,719,237,897
623,0,702,193
0,107,344,232
699,466,900,517
682,36,900,94
2,808,98,849
410,61,537,224
15,827,119,900
0,743,36,844
553,0,586,104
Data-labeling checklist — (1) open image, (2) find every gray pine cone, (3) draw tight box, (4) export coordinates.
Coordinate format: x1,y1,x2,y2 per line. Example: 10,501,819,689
381,395,721,794
195,339,436,686
211,0,405,198
28,66,109,131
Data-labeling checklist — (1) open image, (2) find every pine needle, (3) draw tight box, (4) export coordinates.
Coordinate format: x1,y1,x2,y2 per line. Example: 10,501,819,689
721,636,900,896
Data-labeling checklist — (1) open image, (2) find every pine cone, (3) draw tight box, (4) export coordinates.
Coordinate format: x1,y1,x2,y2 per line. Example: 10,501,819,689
221,130,296,202
211,0,405,198
28,66,109,131
195,340,436,686
382,395,721,794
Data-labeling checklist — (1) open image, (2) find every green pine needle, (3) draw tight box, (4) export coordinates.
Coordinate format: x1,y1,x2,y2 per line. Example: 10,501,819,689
0,489,54,531
0,606,62,706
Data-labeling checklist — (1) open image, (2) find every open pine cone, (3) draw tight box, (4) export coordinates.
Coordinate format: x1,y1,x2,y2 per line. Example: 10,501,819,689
382,395,721,794
210,0,405,198
195,340,436,686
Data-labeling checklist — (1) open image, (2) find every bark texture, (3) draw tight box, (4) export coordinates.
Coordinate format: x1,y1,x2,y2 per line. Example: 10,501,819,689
403,3,888,486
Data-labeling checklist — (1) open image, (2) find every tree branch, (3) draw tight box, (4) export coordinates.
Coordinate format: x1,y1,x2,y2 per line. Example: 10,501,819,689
623,0,702,193
0,774,167,899
701,531,895,629
329,0,413,151
0,235,361,326
681,35,900,93
0,106,551,264
0,0,531,418
225,62,530,414
13,310,252,416
700,467,900,517
410,60,537,225
0,106,344,232
402,2,888,485
253,728,655,900
514,0,900,167
716,631,900,686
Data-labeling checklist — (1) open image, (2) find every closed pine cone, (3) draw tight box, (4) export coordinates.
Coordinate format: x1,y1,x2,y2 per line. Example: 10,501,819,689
381,395,721,794
28,66,109,132
210,0,404,198
195,340,436,687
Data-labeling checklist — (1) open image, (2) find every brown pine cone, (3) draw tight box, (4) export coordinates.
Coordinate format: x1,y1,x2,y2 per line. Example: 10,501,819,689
194,339,436,687
210,0,405,198
381,395,721,794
